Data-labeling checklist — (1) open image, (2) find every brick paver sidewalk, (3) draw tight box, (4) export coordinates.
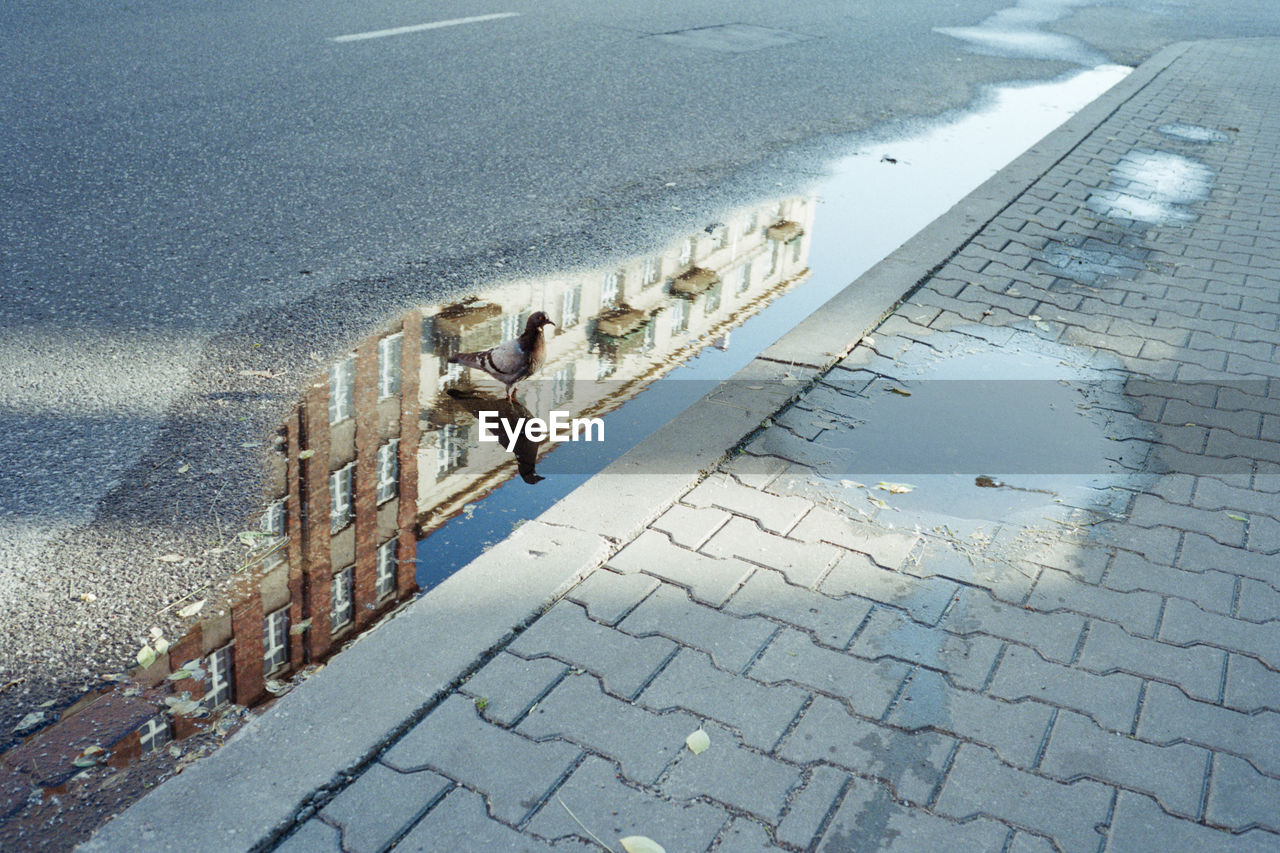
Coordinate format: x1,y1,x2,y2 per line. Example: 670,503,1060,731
277,40,1280,853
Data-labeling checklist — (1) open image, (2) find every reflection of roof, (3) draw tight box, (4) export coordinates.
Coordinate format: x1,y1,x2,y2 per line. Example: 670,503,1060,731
766,220,804,242
433,301,502,335
594,305,649,338
671,267,720,297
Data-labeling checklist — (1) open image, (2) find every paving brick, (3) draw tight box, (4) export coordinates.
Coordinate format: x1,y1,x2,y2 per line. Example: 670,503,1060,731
460,652,567,726
1008,831,1056,853
1077,620,1226,703
778,695,954,805
618,582,775,673
684,474,814,534
726,568,874,648
790,507,921,569
276,819,342,853
320,763,451,853
641,648,808,751
719,448,792,489
987,644,1142,733
751,627,910,720
508,601,676,699
820,551,959,625
566,568,660,626
887,668,1053,769
934,744,1112,853
1041,710,1208,819
1104,551,1236,615
817,778,1009,852
1027,569,1163,637
1107,790,1279,853
608,529,754,607
651,503,732,550
1129,493,1248,547
776,765,848,850
1224,654,1280,713
941,587,1086,664
849,608,1003,691
397,788,586,852
518,673,697,785
1137,681,1280,777
526,755,727,850
701,515,842,588
909,539,1039,604
1206,752,1280,834
987,525,1112,588
1159,597,1280,670
659,721,802,823
382,696,580,825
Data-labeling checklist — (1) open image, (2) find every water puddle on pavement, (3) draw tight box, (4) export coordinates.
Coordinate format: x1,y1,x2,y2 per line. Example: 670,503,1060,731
4,63,1137,821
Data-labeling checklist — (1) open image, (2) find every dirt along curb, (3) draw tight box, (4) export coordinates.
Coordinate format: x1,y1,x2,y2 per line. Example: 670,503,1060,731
80,42,1190,853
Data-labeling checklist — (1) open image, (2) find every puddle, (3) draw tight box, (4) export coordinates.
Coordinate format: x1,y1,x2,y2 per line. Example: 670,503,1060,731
3,64,1136,815
1158,123,1231,144
1089,149,1213,224
759,329,1149,530
935,0,1111,66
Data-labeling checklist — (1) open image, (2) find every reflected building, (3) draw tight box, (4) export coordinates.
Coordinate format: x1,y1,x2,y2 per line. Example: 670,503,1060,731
95,194,814,754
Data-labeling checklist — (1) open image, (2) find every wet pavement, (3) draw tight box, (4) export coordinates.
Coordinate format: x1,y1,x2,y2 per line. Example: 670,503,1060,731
76,35,1280,853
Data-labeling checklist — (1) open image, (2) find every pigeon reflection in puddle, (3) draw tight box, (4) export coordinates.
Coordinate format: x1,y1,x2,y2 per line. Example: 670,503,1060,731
445,389,545,484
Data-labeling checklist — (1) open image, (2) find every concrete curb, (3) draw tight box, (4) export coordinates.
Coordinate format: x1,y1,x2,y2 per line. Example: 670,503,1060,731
80,43,1191,853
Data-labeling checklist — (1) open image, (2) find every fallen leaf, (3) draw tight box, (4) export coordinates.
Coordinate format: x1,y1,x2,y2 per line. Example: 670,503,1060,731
289,618,312,635
868,495,890,510
1226,513,1248,522
157,554,185,563
1029,314,1042,321
887,388,912,397
620,837,667,853
876,482,915,494
78,592,98,603
153,638,171,655
150,627,164,639
13,712,45,733
137,646,157,669
685,728,710,755
177,599,207,618
297,449,316,460
167,668,193,682
176,463,190,474
264,679,288,696
237,530,269,547
164,697,202,716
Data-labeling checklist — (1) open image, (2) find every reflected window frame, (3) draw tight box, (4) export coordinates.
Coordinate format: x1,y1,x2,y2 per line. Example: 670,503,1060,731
328,356,355,425
262,607,289,674
737,260,753,294
202,645,233,712
669,297,690,335
561,285,582,329
376,439,400,505
641,258,661,289
601,272,621,310
435,424,468,479
331,566,354,633
376,539,396,601
137,715,171,755
377,333,403,400
261,499,286,538
330,462,355,533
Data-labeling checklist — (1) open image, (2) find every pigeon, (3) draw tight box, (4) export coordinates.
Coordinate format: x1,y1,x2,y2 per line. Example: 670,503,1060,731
448,311,555,402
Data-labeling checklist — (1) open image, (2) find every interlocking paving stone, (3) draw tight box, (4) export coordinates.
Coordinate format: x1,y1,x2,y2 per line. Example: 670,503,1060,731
508,600,676,699
607,529,755,607
887,668,1055,770
683,473,814,534
659,721,802,823
1104,551,1236,615
1027,569,1163,637
790,507,921,569
651,503,732,549
821,551,959,625
397,787,591,852
566,568,660,626
618,581,776,673
640,647,808,751
726,567,874,648
849,608,1003,691
1159,596,1280,670
319,763,451,853
1223,654,1280,713
701,515,842,588
714,817,779,852
908,538,1040,603
1077,620,1226,703
1008,831,1056,853
381,695,580,825
518,672,697,785
275,819,342,853
987,644,1142,733
750,627,910,719
818,779,1009,852
941,587,1086,664
1137,681,1280,777
776,765,849,849
934,744,1112,853
1107,790,1280,853
460,652,568,726
778,695,955,806
525,756,728,850
1040,709,1208,819
1206,752,1280,834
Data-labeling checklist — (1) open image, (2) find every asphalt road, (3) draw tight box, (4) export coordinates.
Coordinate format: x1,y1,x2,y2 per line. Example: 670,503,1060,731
2,0,1278,729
